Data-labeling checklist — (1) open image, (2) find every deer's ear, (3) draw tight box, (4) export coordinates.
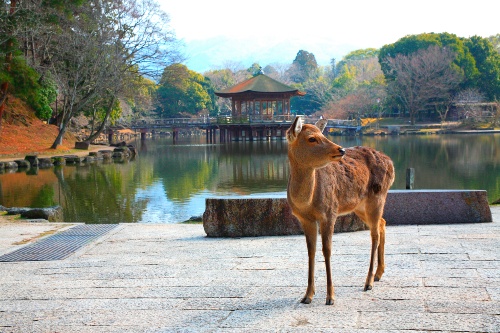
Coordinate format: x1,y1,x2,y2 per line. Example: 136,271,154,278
287,116,303,142
315,117,327,133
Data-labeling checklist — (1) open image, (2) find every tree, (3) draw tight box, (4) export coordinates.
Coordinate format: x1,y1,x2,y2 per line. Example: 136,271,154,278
453,88,486,122
156,63,212,118
0,0,19,131
288,50,318,83
1,0,86,131
47,0,180,148
263,63,291,84
464,36,500,100
379,33,478,89
383,45,463,125
488,34,500,53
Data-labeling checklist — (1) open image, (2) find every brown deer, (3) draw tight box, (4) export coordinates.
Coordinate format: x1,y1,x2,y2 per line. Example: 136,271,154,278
286,116,395,305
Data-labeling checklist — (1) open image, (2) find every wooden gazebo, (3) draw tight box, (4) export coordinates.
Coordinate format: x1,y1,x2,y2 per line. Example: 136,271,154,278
215,73,305,120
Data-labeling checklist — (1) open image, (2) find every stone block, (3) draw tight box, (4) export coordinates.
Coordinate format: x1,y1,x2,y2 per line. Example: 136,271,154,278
384,190,492,224
89,151,103,159
3,206,63,222
25,155,39,167
4,161,18,170
38,158,53,168
203,198,367,238
127,145,137,157
114,146,131,157
74,141,90,150
99,150,113,159
203,190,492,237
64,155,84,164
112,151,125,159
52,156,66,166
84,156,96,163
14,160,30,168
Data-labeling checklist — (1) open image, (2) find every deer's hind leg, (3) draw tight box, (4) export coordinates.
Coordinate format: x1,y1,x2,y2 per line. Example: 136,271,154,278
374,217,386,282
354,204,384,291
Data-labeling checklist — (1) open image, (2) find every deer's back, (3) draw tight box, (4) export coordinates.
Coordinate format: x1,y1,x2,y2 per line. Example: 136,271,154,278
315,146,395,212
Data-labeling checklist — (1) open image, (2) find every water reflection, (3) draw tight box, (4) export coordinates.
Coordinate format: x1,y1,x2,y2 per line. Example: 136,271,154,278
0,133,498,223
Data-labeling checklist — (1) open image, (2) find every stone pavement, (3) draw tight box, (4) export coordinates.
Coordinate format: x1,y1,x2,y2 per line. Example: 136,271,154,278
0,207,499,332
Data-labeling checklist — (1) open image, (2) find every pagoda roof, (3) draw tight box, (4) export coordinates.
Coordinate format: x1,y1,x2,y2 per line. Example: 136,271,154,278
215,74,305,98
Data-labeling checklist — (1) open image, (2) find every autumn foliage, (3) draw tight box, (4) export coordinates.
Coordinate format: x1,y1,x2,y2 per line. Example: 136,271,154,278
0,95,75,156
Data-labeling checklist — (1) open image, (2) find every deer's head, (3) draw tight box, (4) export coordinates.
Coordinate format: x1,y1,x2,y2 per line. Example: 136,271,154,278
286,116,345,169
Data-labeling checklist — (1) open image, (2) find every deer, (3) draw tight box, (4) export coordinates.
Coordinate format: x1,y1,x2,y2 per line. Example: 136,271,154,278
286,116,395,305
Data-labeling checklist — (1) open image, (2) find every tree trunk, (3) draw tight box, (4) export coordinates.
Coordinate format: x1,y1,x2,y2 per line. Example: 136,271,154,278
0,0,17,133
84,96,116,143
50,124,67,149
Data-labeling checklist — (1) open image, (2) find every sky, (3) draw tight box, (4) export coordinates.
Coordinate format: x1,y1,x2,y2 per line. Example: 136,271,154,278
157,0,499,73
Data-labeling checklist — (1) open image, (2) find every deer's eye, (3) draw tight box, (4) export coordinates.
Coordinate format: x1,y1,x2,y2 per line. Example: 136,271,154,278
308,137,317,143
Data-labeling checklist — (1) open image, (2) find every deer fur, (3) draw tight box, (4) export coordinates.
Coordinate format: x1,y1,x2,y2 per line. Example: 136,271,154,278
286,116,395,305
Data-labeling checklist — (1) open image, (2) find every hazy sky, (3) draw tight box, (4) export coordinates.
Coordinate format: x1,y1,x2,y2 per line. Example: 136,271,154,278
158,0,499,72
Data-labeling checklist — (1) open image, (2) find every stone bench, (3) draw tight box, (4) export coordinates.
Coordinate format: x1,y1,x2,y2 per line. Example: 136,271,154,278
203,190,493,237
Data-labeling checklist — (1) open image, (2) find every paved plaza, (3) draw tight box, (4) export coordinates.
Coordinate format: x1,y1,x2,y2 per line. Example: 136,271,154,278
0,207,499,332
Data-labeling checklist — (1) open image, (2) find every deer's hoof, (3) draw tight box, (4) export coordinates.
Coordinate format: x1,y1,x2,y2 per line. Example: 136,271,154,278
374,276,381,282
364,284,373,291
325,298,334,305
300,297,313,304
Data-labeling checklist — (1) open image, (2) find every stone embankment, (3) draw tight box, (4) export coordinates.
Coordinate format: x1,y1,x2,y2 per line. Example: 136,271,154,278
0,144,137,221
203,190,493,237
0,144,137,173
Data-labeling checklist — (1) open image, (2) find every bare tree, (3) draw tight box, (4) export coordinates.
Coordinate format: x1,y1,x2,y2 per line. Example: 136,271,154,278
321,89,375,120
264,62,292,84
453,88,486,123
384,45,463,125
47,0,180,148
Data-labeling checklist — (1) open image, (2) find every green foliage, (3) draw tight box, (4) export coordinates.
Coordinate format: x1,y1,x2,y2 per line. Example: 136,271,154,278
156,63,214,117
247,63,262,76
289,50,318,83
380,32,499,102
342,48,379,61
464,36,500,100
379,33,478,85
2,54,56,120
332,64,357,92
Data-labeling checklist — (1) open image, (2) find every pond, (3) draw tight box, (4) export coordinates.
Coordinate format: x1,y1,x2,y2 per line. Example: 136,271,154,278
0,133,499,223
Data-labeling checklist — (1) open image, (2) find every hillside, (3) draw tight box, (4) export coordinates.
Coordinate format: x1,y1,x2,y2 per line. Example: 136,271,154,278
0,95,77,157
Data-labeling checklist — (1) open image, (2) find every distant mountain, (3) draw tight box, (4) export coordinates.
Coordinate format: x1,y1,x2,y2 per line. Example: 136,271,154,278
182,35,362,73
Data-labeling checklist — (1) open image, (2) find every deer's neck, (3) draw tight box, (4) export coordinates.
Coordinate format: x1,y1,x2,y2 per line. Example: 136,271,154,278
288,165,317,208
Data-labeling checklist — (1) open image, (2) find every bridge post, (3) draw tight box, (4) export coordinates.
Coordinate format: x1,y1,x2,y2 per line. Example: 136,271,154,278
173,128,178,144
219,128,225,143
108,129,113,144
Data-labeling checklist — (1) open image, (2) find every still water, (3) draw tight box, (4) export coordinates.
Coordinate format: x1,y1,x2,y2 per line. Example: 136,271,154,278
0,133,499,223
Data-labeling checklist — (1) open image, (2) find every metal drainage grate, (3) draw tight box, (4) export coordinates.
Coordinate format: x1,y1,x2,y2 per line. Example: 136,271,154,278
0,224,118,262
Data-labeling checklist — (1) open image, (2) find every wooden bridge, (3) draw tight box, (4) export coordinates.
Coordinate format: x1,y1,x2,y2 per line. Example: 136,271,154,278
125,115,361,143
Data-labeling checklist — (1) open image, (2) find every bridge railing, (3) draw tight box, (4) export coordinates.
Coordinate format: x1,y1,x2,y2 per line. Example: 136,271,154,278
130,116,358,128
131,118,214,127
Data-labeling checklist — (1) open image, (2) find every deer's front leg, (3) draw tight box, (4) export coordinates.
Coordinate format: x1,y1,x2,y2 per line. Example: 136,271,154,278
301,220,318,304
320,218,335,305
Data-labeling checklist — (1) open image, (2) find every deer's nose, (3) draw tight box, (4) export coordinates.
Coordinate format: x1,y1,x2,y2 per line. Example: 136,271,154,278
339,148,346,155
